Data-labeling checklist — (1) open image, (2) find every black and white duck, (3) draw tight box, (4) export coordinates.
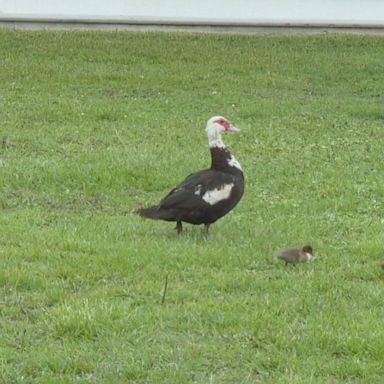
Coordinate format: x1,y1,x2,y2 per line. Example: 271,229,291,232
137,116,244,235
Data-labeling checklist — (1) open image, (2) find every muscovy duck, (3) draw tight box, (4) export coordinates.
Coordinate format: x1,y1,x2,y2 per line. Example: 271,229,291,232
137,116,244,235
275,245,313,266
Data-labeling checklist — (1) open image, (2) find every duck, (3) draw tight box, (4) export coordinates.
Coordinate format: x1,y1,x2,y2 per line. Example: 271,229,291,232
137,116,244,235
275,245,313,266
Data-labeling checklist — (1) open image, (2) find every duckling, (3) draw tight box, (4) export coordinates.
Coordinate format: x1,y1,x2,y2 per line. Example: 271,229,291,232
275,245,313,266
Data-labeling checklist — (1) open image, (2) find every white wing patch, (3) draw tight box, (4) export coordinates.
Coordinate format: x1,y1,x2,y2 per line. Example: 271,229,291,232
202,183,234,205
227,155,242,171
194,184,202,196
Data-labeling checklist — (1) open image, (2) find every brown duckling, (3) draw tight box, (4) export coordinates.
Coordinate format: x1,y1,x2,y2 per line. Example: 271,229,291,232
275,245,313,266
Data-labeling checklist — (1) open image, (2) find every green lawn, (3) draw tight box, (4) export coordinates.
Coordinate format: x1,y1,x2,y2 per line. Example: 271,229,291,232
1,29,384,383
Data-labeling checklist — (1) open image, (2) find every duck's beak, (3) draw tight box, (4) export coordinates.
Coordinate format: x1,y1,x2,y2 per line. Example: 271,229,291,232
227,124,240,134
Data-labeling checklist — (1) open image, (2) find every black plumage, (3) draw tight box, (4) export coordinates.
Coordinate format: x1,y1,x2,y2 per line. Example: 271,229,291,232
137,116,244,235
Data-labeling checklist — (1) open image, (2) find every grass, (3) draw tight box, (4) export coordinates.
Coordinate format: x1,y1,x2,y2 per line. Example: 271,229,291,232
0,28,384,383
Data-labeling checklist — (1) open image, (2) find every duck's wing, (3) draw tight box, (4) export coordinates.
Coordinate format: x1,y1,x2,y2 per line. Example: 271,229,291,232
159,169,236,210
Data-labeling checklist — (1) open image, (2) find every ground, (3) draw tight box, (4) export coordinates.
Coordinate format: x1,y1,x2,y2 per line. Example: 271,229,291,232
1,29,384,383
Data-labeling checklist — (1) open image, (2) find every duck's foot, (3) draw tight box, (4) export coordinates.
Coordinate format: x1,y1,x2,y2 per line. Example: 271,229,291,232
175,221,183,235
203,223,210,238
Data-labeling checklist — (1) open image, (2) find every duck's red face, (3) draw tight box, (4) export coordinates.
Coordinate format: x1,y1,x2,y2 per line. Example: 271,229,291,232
213,118,230,130
212,117,240,133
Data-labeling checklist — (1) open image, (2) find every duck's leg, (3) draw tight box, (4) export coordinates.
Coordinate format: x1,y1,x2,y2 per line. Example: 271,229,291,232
175,221,183,235
203,223,210,237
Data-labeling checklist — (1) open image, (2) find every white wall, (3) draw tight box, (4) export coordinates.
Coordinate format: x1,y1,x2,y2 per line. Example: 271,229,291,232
0,0,383,26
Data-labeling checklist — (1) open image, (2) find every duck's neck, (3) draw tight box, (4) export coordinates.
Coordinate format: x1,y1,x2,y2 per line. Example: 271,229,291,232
209,146,243,176
208,130,226,150
207,131,243,175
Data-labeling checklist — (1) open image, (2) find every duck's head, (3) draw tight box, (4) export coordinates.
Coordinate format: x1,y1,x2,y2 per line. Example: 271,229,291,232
206,116,240,148
302,245,313,255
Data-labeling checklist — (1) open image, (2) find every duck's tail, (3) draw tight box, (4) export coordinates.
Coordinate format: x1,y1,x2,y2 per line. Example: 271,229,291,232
136,205,161,220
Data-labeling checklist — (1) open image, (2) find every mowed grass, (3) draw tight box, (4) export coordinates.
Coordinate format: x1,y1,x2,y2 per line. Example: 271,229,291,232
0,29,384,383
